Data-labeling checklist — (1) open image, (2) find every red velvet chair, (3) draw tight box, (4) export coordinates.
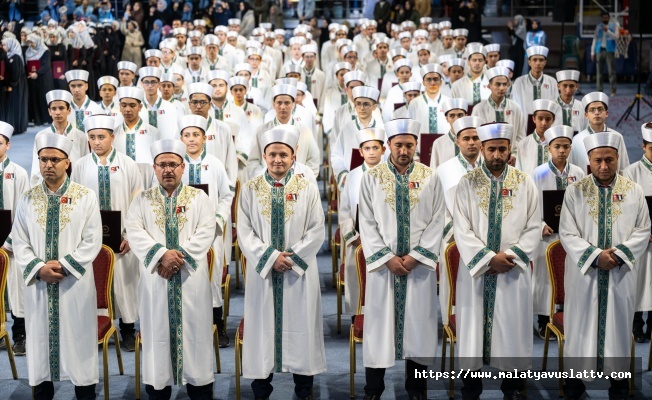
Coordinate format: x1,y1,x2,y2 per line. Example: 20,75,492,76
0,249,17,380
440,242,460,399
349,245,366,398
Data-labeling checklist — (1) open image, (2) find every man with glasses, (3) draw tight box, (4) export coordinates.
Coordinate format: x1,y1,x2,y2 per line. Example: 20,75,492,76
138,67,179,141
71,115,144,352
126,139,216,400
429,98,470,168
451,43,490,106
187,82,238,189
341,46,361,72
407,64,450,141
113,87,161,186
13,133,103,400
160,40,185,73
31,90,90,187
571,92,629,172
332,71,379,144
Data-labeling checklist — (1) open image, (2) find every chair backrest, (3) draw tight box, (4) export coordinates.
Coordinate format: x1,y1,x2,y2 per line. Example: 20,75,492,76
444,242,460,318
0,249,8,329
354,245,366,313
231,179,240,224
546,240,567,315
240,253,247,284
207,247,214,282
93,245,115,318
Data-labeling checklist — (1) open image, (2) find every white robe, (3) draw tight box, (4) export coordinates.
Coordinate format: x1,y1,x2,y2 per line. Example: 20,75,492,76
331,117,385,188
622,159,652,312
559,174,650,375
139,96,180,141
238,172,326,378
530,161,585,316
320,85,348,134
365,59,394,100
407,93,451,139
1,158,29,318
471,98,527,145
183,67,208,84
71,149,144,323
302,67,326,108
13,179,102,386
453,165,540,371
554,97,587,134
201,56,231,73
204,116,239,189
212,100,252,166
450,74,491,105
167,97,190,117
428,131,459,170
516,132,551,176
31,123,90,187
511,73,559,117
68,96,104,131
126,184,216,389
113,118,160,187
182,152,234,307
381,83,411,123
359,161,445,368
570,126,630,173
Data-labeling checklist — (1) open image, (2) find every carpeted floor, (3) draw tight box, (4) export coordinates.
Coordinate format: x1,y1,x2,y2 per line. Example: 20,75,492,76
1,83,652,399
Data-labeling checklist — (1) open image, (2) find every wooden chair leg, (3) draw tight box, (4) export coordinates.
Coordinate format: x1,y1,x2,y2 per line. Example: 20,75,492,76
440,328,448,373
235,331,241,400
223,274,231,327
1,334,17,379
234,243,241,289
102,336,110,400
135,334,141,400
336,276,342,334
213,325,221,374
558,335,564,398
112,329,124,375
349,326,355,399
542,324,551,371
449,333,455,399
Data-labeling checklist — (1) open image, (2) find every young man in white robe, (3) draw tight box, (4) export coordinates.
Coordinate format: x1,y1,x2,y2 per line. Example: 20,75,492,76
530,126,585,339
178,115,234,348
117,61,138,87
471,66,527,146
554,70,587,135
339,128,385,315
13,133,102,400
559,132,650,399
138,67,180,141
331,86,384,190
247,48,273,105
359,118,445,400
112,87,160,187
511,46,559,118
71,115,144,352
173,28,188,58
230,76,263,177
284,37,307,69
381,59,414,122
247,84,321,179
183,47,208,84
571,92,630,172
429,98,469,168
435,116,483,325
453,123,540,400
187,82,239,190
0,122,30,356
238,126,326,400
392,82,422,120
407,63,450,142
331,70,374,145
441,57,466,97
64,69,104,131
96,76,121,118
126,139,216,399
160,71,190,117
201,34,231,72
622,123,652,343
234,62,269,113
451,43,490,106
301,44,326,109
451,29,468,58
31,90,90,187
484,43,500,68
516,99,561,176
365,38,393,100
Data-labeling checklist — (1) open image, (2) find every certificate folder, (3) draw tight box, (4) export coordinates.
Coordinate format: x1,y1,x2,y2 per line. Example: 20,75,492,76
0,210,11,246
190,184,209,195
542,190,565,232
350,151,365,170
419,133,443,167
100,210,122,253
647,197,652,232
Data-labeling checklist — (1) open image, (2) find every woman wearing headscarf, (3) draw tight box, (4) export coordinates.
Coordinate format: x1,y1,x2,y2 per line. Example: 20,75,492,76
74,0,94,19
1,36,28,133
508,14,527,78
148,19,164,49
181,1,193,22
46,28,68,90
19,27,29,55
238,1,255,39
25,33,54,126
120,19,145,69
67,22,98,98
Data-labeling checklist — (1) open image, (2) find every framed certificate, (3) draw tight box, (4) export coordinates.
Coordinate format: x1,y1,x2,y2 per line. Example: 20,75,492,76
190,183,209,195
542,190,565,232
100,210,122,253
0,210,11,246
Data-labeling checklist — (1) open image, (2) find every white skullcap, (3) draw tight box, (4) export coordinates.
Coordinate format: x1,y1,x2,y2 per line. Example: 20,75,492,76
203,34,220,46
228,19,240,26
439,21,452,29
186,46,203,56
65,69,89,82
173,27,187,36
453,116,483,135
584,131,622,153
144,49,162,59
187,82,214,99
544,125,574,144
413,29,428,38
582,92,609,111
398,31,412,40
178,115,208,133
334,61,352,74
117,86,144,102
441,29,454,37
46,90,73,105
206,70,230,84
496,59,515,71
344,71,368,86
357,127,385,146
352,86,380,102
234,63,252,74
394,58,413,71
282,64,302,76
97,76,119,89
187,30,202,38
117,61,137,73
389,48,409,59
289,37,307,46
526,45,549,58
214,25,228,33
0,121,14,140
276,77,298,86
485,66,511,81
138,67,162,80
453,28,468,37
532,99,561,117
261,125,300,153
36,132,73,156
401,81,423,93
229,76,249,89
476,123,513,142
484,43,500,53
465,42,486,57
272,84,297,100
420,63,444,78
415,43,431,53
84,115,115,133
442,98,469,115
420,17,432,24
151,139,186,160
556,70,580,82
385,118,421,139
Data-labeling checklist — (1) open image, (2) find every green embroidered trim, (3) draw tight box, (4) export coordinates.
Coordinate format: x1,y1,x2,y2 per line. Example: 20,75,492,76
288,248,309,271
145,243,165,268
0,157,9,208
641,156,652,173
269,180,286,372
577,245,598,270
236,150,249,161
256,247,276,273
467,247,491,271
509,245,529,265
448,131,460,156
124,118,144,161
64,255,85,276
596,184,613,372
45,192,62,381
365,246,391,265
343,230,357,242
176,246,197,271
23,258,43,281
413,245,437,263
443,221,453,238
337,170,348,185
6,236,11,245
216,214,225,228
615,244,635,264
548,160,570,190
164,195,184,386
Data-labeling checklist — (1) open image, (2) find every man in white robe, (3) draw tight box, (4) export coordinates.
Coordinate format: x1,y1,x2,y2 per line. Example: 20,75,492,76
435,116,483,325
320,62,351,136
515,99,561,175
530,126,585,339
229,76,263,181
559,132,650,399
471,67,527,146
160,71,190,117
429,98,469,168
380,59,414,123
138,67,180,141
0,122,30,355
392,82,422,120
201,34,231,72
31,90,90,187
126,139,216,399
511,46,558,118
554,70,587,135
65,70,104,131
359,118,445,400
247,84,320,178
622,123,652,342
71,115,144,352
97,76,121,119
571,92,629,172
183,47,208,84
179,115,234,348
451,43,490,106
112,87,160,187
302,44,326,108
407,63,450,143
117,61,138,87
239,126,326,400
453,123,540,399
13,133,102,399
365,38,393,100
